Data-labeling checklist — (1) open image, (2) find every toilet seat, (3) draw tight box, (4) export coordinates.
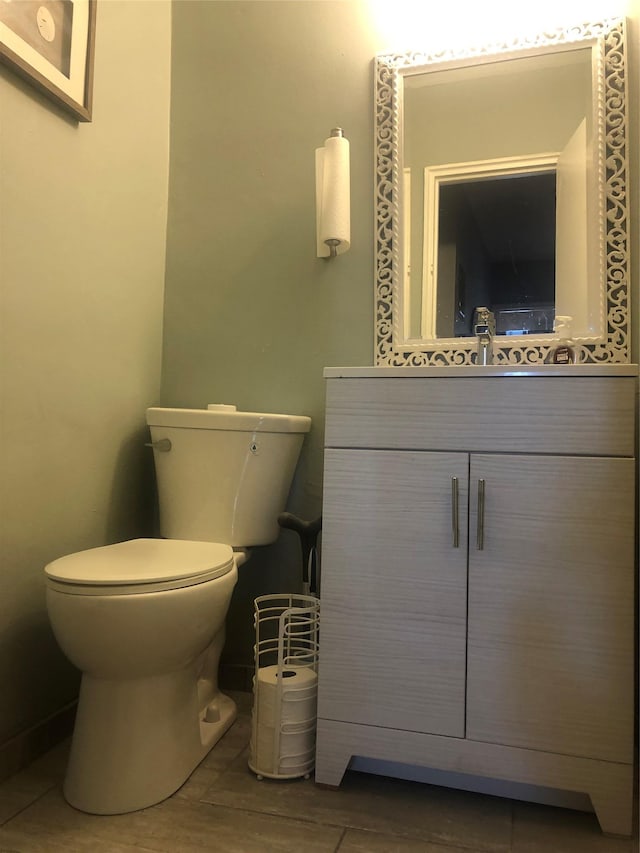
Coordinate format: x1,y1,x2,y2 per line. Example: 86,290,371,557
44,538,235,596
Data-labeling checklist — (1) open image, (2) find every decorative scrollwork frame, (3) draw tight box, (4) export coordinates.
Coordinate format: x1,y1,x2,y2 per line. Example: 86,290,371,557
374,19,628,366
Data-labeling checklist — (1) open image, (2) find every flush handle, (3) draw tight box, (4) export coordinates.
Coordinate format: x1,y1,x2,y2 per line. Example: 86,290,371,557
145,438,172,452
451,476,459,548
476,478,485,550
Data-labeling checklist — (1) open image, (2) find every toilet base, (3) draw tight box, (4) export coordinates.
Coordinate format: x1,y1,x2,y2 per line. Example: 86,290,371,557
63,666,236,814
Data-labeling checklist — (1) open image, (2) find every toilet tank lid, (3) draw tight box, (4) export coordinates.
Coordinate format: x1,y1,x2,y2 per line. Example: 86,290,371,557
44,539,235,586
146,407,311,433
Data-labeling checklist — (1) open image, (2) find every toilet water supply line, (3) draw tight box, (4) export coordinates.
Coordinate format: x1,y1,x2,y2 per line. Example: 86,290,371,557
277,513,322,596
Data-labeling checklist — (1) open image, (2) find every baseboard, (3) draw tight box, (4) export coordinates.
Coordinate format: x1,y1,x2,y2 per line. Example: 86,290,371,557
0,701,77,784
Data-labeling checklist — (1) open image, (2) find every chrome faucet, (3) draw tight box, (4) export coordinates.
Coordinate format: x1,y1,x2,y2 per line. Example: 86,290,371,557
473,307,496,365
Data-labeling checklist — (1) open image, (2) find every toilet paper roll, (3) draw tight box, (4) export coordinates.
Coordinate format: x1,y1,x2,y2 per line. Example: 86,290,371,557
251,722,316,776
253,665,317,728
255,664,317,690
316,133,350,257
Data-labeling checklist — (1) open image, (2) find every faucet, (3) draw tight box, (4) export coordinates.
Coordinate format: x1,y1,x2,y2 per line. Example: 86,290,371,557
473,307,496,365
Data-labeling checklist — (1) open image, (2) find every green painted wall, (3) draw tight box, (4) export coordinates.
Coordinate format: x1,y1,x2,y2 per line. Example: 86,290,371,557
0,1,171,744
164,1,384,667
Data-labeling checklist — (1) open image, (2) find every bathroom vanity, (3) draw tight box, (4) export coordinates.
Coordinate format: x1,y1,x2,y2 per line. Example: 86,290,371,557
315,365,636,837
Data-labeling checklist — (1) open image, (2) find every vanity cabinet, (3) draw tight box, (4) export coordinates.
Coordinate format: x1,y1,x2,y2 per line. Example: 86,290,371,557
315,368,636,836
466,453,633,764
320,448,469,738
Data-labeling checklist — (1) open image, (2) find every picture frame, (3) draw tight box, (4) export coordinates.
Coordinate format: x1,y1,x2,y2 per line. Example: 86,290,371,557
0,0,96,122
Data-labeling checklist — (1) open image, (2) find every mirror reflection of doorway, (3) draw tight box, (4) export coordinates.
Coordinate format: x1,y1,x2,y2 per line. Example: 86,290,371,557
424,120,589,341
436,172,556,338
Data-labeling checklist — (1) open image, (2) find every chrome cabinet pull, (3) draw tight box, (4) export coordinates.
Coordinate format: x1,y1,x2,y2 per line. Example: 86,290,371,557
476,478,485,550
451,476,459,548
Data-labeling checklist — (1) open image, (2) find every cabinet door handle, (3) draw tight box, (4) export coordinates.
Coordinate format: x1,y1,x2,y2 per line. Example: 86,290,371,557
476,478,485,550
451,476,459,548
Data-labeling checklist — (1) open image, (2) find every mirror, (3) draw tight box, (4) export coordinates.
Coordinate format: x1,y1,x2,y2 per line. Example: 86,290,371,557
374,18,629,366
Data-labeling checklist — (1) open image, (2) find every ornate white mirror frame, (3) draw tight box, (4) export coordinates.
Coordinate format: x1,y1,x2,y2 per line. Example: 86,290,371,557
374,18,629,366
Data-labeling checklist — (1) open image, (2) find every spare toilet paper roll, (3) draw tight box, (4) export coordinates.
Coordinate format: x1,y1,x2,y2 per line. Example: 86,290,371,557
251,722,316,776
253,665,317,728
316,133,350,257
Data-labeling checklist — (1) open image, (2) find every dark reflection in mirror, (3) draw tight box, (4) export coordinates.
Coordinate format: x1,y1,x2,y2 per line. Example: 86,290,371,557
404,46,593,342
437,173,556,338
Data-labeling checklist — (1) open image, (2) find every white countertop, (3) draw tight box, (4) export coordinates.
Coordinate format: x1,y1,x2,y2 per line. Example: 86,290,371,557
323,364,638,379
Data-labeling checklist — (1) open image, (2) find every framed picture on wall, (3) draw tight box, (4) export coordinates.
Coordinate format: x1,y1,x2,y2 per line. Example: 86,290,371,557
0,0,96,121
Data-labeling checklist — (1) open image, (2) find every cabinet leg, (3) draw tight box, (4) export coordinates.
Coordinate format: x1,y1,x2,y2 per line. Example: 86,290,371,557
590,786,634,838
314,719,351,786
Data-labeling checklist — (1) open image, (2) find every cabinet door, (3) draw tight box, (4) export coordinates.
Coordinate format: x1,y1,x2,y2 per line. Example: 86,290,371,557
467,454,634,763
318,449,468,737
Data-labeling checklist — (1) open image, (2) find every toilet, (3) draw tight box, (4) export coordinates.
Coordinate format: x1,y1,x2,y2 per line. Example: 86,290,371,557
44,404,311,815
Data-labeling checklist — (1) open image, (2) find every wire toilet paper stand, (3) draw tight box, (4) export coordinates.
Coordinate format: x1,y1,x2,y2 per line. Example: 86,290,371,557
249,594,320,780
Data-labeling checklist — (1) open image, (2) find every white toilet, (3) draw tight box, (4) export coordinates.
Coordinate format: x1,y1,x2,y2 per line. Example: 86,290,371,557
44,405,311,815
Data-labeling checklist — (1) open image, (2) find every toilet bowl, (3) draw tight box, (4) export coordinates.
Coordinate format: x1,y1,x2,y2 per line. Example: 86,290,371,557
44,406,311,814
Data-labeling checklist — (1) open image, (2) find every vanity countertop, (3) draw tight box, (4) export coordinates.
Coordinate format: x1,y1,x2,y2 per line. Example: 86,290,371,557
324,364,638,379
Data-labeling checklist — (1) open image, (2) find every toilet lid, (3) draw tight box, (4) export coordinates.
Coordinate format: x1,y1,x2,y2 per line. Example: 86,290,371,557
44,539,235,593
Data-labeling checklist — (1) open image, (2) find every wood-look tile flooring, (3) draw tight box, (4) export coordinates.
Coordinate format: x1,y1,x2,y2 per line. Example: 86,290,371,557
0,692,635,852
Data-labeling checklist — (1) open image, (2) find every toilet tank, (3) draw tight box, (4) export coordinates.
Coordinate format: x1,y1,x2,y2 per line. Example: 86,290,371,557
146,406,311,547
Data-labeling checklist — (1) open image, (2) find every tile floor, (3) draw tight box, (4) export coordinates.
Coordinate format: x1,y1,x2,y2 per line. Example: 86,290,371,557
0,692,636,853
